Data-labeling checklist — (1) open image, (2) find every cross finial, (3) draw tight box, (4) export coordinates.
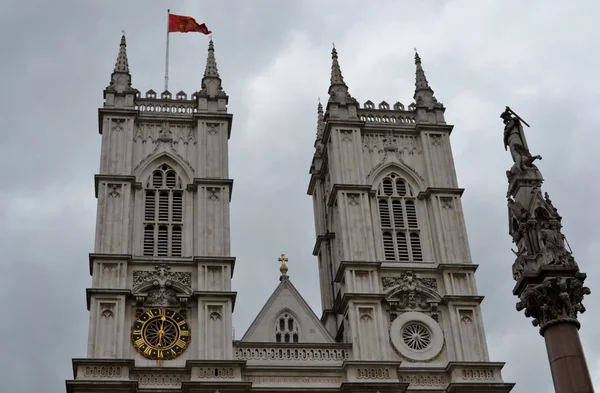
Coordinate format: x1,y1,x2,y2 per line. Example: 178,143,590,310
122,29,126,35
332,42,336,49
279,254,289,278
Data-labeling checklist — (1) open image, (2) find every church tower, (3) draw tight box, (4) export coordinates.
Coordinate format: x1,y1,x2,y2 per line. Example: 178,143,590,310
308,48,515,390
66,35,240,392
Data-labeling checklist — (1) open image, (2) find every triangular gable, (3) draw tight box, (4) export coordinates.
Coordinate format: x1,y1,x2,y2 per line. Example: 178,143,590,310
240,278,335,343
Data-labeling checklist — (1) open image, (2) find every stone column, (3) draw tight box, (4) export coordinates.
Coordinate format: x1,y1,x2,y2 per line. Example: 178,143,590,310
515,272,593,393
544,323,594,392
502,106,593,393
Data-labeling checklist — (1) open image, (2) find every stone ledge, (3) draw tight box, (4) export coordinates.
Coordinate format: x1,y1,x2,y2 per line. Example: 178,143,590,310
187,360,247,382
72,358,135,380
94,175,137,198
85,288,129,310
193,291,238,311
334,260,383,283
341,381,409,393
417,187,465,200
342,361,403,383
333,292,385,314
182,381,252,393
445,382,516,393
66,380,138,393
441,295,485,305
446,362,506,385
327,184,374,207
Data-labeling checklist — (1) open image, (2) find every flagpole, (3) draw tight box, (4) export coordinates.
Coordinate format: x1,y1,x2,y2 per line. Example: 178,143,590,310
165,9,170,91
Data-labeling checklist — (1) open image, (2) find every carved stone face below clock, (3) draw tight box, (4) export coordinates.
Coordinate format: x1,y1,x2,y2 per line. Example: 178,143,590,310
131,308,191,360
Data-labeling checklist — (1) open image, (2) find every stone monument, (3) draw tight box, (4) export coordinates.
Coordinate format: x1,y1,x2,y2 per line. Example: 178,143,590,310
502,106,594,393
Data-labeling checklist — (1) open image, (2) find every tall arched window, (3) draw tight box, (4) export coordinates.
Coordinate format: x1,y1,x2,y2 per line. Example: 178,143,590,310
275,312,300,343
143,164,184,257
377,173,423,262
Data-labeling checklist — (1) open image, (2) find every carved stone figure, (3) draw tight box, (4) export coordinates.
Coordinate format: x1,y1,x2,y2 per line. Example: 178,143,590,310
501,107,541,174
538,222,567,265
511,248,527,281
507,197,529,222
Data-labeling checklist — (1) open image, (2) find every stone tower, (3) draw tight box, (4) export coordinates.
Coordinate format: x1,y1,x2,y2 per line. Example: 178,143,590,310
66,35,238,392
307,48,515,390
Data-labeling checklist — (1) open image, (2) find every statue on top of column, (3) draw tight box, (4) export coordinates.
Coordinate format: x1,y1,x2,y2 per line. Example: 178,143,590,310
501,106,542,175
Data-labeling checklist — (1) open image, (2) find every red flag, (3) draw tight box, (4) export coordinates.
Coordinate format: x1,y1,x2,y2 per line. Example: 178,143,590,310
168,14,211,34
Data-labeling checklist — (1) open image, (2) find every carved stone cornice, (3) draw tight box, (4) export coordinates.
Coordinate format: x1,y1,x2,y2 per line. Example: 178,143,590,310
416,187,465,200
441,295,485,305
193,256,237,276
86,288,130,310
94,175,137,198
334,260,382,283
516,275,590,336
333,293,385,314
181,381,252,393
415,124,454,134
89,253,132,275
327,184,373,207
187,178,234,201
66,380,138,393
192,291,238,311
312,232,335,256
192,112,234,139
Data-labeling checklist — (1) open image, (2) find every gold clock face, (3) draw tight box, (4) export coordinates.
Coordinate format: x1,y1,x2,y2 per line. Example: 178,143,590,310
131,308,191,360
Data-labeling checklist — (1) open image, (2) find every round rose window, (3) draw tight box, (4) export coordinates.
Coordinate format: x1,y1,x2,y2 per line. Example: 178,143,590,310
401,322,432,351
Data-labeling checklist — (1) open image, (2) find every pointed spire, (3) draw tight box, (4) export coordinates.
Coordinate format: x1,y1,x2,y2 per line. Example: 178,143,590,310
106,33,133,96
204,39,220,78
413,50,441,110
316,99,324,139
114,34,129,73
198,39,226,101
327,45,357,109
414,51,430,90
330,46,345,86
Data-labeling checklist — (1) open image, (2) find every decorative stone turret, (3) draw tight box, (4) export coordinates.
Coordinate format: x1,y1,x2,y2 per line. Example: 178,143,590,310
196,39,228,113
104,34,136,109
412,51,446,124
502,106,593,393
325,46,358,120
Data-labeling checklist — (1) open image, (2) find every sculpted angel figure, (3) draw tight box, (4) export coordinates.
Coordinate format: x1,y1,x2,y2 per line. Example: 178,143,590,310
501,107,542,173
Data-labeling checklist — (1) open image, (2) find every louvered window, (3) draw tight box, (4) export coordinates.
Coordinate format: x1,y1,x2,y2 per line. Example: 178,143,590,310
376,174,423,262
143,165,184,257
275,312,300,343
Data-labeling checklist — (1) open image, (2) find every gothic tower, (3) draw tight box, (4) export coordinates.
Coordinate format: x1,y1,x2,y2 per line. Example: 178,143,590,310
66,35,239,392
308,48,515,390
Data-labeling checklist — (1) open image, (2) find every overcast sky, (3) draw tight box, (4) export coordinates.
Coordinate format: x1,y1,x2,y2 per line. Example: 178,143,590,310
1,1,599,392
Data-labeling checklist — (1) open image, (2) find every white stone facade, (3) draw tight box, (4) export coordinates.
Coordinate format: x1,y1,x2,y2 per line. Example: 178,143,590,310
66,37,514,393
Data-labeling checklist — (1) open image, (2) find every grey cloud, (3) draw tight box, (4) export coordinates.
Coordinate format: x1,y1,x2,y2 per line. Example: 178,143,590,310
1,1,599,392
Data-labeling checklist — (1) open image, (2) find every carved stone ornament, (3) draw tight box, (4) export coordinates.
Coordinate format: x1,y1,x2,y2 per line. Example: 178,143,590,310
516,276,591,335
158,120,173,142
383,272,440,321
132,264,192,307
